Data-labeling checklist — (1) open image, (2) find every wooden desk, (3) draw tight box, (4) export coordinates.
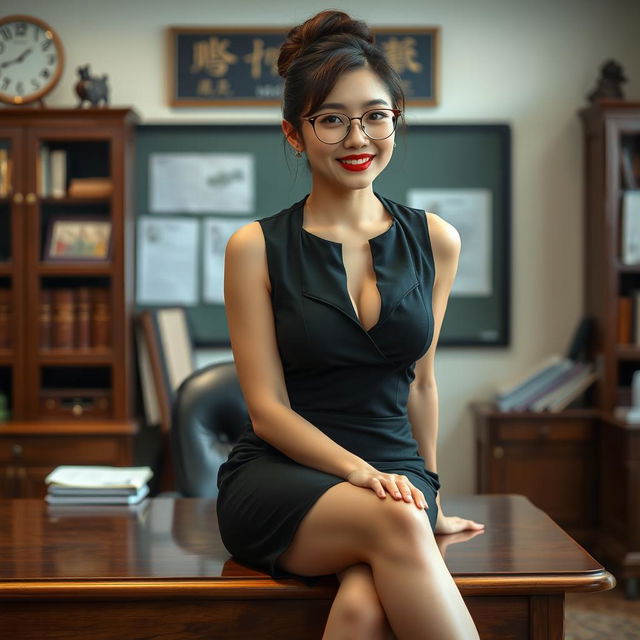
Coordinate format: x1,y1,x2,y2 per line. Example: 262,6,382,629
0,495,614,639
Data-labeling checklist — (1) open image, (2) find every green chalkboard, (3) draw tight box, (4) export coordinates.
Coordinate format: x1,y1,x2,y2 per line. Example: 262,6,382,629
135,123,511,347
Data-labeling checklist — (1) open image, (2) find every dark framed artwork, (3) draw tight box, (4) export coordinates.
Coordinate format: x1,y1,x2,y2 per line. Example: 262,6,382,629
167,26,440,107
44,216,112,261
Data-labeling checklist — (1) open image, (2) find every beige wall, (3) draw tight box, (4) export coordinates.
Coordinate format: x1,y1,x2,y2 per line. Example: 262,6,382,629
5,0,640,496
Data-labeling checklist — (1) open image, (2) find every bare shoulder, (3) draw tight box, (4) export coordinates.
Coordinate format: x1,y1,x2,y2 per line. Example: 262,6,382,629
424,212,461,277
226,220,271,291
227,220,265,254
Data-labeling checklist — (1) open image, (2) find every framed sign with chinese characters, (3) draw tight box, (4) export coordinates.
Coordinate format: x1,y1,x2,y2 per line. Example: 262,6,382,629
167,26,440,107
374,28,439,106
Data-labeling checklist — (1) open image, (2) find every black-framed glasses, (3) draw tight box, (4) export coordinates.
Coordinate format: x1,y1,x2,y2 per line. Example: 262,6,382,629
303,108,402,144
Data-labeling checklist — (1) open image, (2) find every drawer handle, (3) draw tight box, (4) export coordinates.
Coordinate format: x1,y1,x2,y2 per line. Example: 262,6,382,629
11,443,23,459
539,424,550,438
493,446,504,459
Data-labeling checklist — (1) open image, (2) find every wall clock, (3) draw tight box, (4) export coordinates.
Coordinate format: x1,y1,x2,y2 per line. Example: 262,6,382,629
0,14,64,106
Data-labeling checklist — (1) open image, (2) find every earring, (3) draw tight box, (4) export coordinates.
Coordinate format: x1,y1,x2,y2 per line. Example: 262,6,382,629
393,142,397,148
294,149,303,158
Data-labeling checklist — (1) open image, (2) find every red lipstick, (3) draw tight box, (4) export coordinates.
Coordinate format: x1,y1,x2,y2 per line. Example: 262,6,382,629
337,154,374,172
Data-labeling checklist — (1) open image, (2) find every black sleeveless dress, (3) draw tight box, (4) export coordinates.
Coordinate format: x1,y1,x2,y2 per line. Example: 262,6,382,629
216,191,441,585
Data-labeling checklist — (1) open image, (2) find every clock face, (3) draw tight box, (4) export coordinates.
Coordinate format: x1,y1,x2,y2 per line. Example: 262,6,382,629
0,16,64,105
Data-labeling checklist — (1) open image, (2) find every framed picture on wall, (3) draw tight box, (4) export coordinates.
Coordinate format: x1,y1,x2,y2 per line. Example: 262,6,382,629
44,216,112,262
167,26,440,107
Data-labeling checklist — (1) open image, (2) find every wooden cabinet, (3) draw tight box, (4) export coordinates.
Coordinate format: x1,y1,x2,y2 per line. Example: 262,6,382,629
473,401,599,549
0,108,145,497
0,421,137,498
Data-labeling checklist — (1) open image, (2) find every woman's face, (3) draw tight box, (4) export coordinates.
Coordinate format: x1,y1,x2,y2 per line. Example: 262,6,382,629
284,66,397,193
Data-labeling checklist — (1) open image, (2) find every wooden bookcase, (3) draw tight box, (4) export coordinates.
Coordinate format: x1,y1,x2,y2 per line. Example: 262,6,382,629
578,100,640,599
0,107,146,498
579,100,640,412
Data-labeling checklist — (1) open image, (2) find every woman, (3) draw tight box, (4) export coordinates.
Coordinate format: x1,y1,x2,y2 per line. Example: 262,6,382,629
217,9,484,639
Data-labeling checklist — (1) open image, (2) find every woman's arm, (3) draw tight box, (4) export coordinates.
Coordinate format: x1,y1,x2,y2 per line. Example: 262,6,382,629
225,221,376,480
408,213,485,533
407,213,461,505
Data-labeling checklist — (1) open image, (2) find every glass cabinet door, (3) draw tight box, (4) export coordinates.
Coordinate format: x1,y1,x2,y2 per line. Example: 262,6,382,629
24,127,116,420
0,127,25,420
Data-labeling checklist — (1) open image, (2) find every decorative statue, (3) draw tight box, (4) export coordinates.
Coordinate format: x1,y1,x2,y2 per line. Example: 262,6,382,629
75,65,110,107
587,59,627,103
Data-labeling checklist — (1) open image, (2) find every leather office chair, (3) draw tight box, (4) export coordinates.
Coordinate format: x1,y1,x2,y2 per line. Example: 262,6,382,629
171,361,248,498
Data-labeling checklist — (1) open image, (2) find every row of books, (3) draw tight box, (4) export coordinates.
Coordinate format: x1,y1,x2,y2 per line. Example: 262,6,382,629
494,354,597,412
494,315,601,412
45,466,153,505
40,287,111,350
0,147,113,199
39,147,113,198
617,291,640,345
0,287,112,350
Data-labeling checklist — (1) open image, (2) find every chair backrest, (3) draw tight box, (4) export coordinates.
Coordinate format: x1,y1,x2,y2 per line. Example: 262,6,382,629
170,360,248,498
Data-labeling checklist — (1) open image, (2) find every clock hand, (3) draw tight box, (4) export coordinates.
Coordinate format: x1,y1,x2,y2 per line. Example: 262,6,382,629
0,57,20,69
17,48,33,62
0,49,32,69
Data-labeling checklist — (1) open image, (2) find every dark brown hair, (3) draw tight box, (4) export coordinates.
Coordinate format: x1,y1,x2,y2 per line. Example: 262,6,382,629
278,10,405,133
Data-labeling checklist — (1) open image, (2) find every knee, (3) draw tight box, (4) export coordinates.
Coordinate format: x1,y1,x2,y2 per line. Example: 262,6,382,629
388,497,431,533
373,498,435,555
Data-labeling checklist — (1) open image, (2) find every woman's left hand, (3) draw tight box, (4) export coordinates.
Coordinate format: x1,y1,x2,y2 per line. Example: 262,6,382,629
434,510,485,535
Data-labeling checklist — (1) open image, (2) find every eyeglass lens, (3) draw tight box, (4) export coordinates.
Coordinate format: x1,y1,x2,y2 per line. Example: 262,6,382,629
312,109,398,143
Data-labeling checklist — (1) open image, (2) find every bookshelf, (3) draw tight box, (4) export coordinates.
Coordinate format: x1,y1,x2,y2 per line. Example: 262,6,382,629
579,101,640,411
0,108,147,498
579,100,640,599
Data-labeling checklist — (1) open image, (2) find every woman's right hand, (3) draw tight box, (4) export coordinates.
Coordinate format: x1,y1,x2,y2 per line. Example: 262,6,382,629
346,468,428,510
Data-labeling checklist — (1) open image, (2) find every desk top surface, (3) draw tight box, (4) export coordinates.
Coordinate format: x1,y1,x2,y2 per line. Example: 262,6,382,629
0,495,614,597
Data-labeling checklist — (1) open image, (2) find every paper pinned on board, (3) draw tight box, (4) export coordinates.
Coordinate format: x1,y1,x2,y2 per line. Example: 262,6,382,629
203,217,248,304
136,216,199,305
408,188,492,296
150,152,255,214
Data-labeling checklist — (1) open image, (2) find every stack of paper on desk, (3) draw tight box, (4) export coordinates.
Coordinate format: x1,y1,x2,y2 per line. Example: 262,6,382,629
44,466,153,505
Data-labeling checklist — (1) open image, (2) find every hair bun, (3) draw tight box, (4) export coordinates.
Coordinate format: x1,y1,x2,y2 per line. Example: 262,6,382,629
278,10,373,78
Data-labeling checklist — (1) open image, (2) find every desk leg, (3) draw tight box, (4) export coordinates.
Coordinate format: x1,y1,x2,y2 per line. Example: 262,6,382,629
530,594,564,640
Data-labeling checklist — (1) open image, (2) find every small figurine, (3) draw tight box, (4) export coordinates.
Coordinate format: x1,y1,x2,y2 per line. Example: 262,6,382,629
587,59,627,103
75,64,110,108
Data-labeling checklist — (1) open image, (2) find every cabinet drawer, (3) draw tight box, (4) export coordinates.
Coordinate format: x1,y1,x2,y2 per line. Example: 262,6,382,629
0,436,122,464
496,419,595,442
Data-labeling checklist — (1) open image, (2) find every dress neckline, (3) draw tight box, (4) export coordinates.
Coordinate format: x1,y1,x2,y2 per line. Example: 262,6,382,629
298,192,396,246
298,193,399,334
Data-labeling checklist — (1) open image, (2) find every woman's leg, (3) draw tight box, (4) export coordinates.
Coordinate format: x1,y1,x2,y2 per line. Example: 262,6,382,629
277,482,479,640
322,563,394,640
